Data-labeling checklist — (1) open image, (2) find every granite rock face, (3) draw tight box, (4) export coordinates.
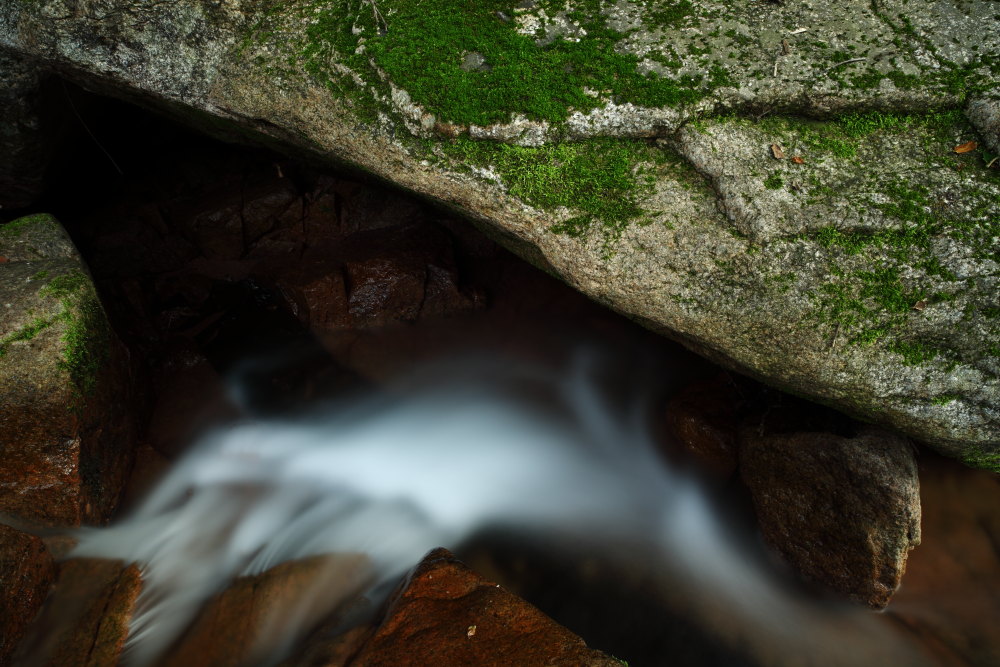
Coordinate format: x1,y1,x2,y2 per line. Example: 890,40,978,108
740,427,922,608
0,214,138,526
1,0,998,467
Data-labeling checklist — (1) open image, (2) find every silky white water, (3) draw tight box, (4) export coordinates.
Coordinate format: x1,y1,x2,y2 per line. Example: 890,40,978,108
69,353,929,666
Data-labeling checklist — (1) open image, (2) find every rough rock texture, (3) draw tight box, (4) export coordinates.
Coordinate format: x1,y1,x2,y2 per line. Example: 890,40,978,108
0,51,52,209
13,558,142,666
1,0,998,466
740,428,922,608
0,525,56,664
347,548,620,667
0,214,138,526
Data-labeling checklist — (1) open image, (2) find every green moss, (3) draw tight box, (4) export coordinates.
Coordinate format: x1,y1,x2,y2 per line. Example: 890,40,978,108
763,172,783,190
931,394,959,406
0,213,56,239
0,317,55,358
40,272,89,299
36,270,109,397
960,449,1000,474
57,290,108,397
31,270,50,281
441,137,652,237
253,0,729,128
889,340,940,366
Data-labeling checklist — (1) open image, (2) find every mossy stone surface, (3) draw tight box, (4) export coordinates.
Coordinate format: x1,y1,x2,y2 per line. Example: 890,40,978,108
0,214,138,526
2,1,999,467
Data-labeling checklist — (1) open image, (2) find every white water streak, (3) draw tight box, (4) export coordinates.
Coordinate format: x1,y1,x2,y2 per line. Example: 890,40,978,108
71,355,927,666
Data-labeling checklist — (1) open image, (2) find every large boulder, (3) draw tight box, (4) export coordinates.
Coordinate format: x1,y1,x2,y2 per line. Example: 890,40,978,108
0,214,138,526
1,0,998,467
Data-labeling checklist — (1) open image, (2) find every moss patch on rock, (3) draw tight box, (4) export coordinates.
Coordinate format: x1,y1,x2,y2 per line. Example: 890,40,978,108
246,0,730,127
39,271,110,398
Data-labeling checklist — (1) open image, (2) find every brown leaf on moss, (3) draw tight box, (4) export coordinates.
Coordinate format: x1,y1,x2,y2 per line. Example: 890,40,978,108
791,156,804,164
771,144,785,159
953,141,977,154
912,300,927,311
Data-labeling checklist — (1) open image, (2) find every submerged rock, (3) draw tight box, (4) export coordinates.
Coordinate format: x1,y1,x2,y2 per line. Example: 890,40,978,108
740,428,922,608
160,554,371,667
1,1,999,466
0,214,138,526
346,548,620,667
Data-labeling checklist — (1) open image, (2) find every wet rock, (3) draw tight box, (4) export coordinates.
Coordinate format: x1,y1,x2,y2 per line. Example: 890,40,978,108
347,548,620,667
887,456,1000,666
145,344,238,458
0,525,56,664
342,225,480,328
739,428,921,608
160,554,371,667
0,52,53,209
14,558,142,666
662,374,741,479
0,214,139,526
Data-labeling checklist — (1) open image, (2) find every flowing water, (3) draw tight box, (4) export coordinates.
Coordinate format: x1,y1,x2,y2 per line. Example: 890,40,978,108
67,350,931,667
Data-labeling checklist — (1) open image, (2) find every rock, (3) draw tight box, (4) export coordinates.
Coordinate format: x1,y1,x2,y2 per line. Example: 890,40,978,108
13,558,142,666
0,525,56,664
2,1,999,465
662,374,741,479
886,456,1000,666
0,52,53,209
145,344,238,458
347,548,620,667
739,427,922,608
0,214,139,526
159,554,371,667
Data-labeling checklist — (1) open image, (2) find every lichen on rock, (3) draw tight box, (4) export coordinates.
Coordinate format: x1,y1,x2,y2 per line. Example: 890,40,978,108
2,0,999,467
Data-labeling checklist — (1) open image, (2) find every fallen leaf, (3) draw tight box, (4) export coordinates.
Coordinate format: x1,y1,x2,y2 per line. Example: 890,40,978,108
791,156,805,164
771,144,785,159
953,141,977,154
912,300,927,311
467,625,477,637
0,256,7,263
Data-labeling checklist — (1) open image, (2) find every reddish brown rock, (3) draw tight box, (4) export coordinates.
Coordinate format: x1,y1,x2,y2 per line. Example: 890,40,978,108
0,214,139,527
347,548,620,667
145,345,238,458
739,427,921,608
887,456,1000,666
0,525,56,663
14,558,142,666
160,554,371,667
663,374,741,479
345,256,427,326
